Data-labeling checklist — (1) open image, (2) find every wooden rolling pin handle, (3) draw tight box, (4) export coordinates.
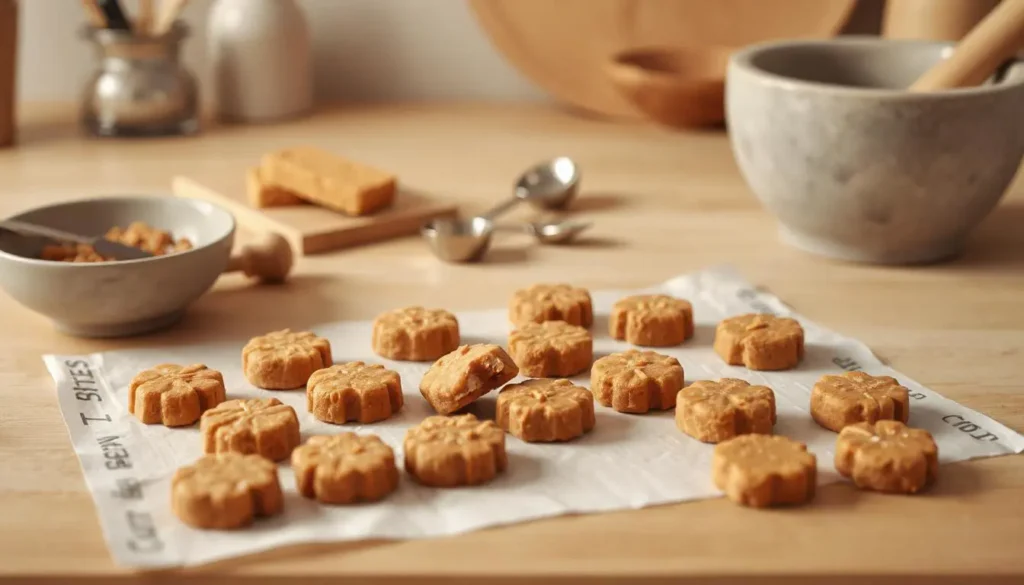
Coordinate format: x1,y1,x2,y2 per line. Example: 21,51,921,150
910,0,1024,92
225,232,294,283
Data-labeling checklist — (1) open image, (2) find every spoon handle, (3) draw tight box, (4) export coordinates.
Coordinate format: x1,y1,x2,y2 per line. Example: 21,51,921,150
0,219,93,245
477,196,522,221
909,0,1024,91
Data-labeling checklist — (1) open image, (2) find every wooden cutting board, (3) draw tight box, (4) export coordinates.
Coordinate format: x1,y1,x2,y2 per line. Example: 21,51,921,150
468,0,856,119
172,174,457,256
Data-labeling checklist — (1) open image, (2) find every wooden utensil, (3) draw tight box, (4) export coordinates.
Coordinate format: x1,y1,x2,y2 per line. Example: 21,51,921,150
910,0,1024,92
0,0,15,148
882,0,1000,41
172,174,458,256
80,0,107,28
224,232,293,283
136,0,155,35
467,0,855,119
152,0,189,36
606,46,731,129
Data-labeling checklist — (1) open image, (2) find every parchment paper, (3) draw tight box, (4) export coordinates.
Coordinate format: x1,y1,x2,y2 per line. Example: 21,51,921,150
44,267,1024,568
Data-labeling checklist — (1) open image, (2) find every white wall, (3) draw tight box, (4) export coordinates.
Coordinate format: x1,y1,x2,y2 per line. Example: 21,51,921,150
16,0,548,103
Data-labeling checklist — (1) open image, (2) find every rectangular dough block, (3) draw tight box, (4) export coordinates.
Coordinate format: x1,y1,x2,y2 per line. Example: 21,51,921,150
246,167,305,209
259,147,397,216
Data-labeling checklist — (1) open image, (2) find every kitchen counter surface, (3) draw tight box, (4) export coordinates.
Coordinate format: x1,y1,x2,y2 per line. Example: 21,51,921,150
2,103,1023,584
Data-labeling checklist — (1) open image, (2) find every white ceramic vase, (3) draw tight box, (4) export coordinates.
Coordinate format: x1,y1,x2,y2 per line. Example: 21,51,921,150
207,0,313,122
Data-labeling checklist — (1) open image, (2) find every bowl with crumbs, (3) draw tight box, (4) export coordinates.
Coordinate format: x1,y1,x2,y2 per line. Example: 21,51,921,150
0,196,235,337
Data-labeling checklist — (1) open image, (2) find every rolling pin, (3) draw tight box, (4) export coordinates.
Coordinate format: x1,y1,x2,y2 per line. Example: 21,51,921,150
910,0,1024,91
224,231,294,283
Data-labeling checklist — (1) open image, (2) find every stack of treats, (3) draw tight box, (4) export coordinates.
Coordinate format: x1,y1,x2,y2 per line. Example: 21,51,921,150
247,147,397,216
125,282,941,531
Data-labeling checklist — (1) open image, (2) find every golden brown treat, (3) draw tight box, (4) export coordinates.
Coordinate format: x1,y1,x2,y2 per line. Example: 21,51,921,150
590,349,684,413
495,379,595,442
676,378,776,443
40,221,193,262
835,420,938,494
200,398,301,462
507,320,593,378
403,414,507,487
371,306,460,361
291,433,399,504
306,362,404,424
509,284,593,328
712,434,817,508
419,344,519,415
260,147,396,216
247,166,304,208
128,364,226,427
713,313,804,370
810,371,910,432
171,453,283,530
241,329,332,390
610,294,694,347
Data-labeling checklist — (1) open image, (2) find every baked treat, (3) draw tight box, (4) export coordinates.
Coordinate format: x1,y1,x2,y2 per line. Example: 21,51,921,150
200,398,301,462
610,294,694,347
418,344,519,414
41,221,193,262
247,166,304,208
291,433,399,504
128,364,226,427
496,379,595,442
507,320,593,378
306,362,404,424
810,372,910,432
242,329,332,390
259,147,396,216
714,314,804,370
590,349,684,413
675,378,776,443
712,434,817,508
835,420,938,494
372,306,460,361
403,414,507,487
509,284,593,328
171,453,283,529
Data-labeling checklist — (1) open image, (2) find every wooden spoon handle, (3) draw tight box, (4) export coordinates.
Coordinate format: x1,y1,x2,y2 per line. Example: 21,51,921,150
910,0,1024,92
224,232,294,283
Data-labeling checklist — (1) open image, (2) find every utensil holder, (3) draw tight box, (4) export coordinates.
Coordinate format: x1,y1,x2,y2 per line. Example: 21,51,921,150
80,22,199,138
0,0,16,148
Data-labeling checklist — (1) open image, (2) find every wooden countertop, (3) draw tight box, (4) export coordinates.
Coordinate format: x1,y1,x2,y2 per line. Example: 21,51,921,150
2,103,1023,584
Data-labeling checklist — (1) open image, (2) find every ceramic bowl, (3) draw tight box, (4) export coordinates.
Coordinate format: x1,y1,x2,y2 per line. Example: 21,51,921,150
726,38,1024,264
0,196,235,337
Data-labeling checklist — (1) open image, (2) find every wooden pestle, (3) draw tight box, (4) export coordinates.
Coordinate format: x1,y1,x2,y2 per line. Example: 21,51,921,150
910,0,1024,92
224,232,294,283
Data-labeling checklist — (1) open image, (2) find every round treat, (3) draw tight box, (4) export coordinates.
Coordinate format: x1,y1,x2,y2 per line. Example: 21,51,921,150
610,294,694,347
372,307,460,361
496,379,595,442
291,433,399,504
811,372,910,432
171,453,283,530
712,434,817,508
835,420,938,494
590,349,684,413
403,414,507,487
242,328,332,389
507,320,593,377
200,398,301,462
419,344,519,415
713,314,803,370
128,363,226,427
676,378,776,443
509,283,593,328
307,362,404,424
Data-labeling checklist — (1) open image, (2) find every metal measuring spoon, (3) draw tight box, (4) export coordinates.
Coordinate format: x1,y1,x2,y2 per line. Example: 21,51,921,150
495,219,593,244
422,157,582,263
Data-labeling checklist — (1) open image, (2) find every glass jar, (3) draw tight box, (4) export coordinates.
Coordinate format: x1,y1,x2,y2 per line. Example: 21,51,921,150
80,22,199,137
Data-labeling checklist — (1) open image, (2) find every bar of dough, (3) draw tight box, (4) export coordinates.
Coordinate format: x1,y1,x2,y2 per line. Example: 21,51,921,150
259,147,396,216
